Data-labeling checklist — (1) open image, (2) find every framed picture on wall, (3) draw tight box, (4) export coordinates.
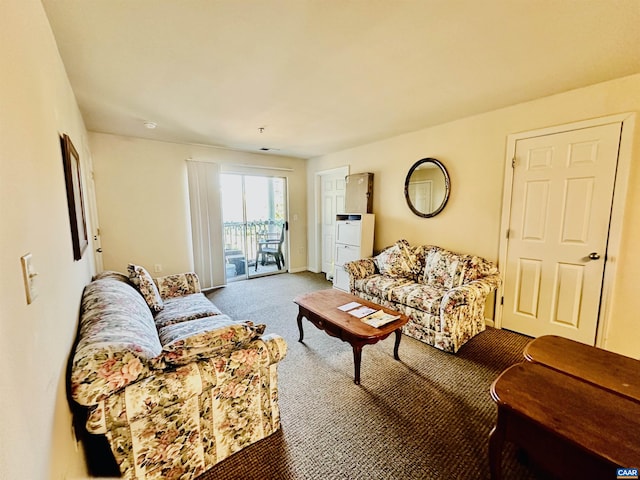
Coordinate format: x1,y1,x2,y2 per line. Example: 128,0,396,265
61,133,88,260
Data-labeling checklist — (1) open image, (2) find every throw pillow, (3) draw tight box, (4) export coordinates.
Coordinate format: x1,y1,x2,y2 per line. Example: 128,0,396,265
151,315,266,368
127,263,164,313
374,239,422,280
423,248,466,289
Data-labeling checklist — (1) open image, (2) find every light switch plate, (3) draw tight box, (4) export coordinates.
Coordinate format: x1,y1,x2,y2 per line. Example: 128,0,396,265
21,253,38,304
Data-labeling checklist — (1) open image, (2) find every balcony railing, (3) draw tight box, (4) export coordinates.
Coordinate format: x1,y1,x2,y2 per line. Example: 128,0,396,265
223,219,284,264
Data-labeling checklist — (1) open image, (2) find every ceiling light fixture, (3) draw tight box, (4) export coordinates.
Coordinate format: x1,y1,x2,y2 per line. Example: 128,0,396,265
144,121,157,129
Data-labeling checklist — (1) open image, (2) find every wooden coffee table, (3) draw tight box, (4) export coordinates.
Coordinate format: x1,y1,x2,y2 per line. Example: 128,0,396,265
293,289,408,385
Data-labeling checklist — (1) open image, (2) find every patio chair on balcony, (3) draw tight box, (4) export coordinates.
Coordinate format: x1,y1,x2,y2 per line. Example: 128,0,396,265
255,223,285,271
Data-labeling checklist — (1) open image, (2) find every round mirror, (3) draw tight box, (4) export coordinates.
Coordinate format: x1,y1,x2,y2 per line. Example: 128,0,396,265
404,158,450,218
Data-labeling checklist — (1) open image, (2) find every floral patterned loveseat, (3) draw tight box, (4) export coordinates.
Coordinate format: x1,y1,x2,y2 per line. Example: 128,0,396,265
70,265,287,480
344,240,500,353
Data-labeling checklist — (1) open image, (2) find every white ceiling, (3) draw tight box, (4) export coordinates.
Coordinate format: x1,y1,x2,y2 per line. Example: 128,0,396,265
42,0,640,159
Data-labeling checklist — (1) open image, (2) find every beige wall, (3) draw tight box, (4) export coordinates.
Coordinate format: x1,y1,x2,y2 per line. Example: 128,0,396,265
89,133,308,276
0,0,95,478
307,74,640,359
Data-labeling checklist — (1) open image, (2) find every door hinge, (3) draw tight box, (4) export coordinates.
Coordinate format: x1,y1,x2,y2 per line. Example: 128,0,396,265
501,296,504,305
506,228,511,239
511,157,516,168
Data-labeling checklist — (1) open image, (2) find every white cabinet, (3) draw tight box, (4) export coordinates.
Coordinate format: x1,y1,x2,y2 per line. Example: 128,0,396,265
333,213,375,292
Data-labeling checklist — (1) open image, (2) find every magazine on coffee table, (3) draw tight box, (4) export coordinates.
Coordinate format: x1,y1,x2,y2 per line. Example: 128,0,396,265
337,302,400,327
346,305,378,318
338,301,362,312
361,310,401,328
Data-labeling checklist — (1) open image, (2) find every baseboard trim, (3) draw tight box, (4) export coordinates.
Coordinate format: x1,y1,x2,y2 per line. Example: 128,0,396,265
289,267,309,273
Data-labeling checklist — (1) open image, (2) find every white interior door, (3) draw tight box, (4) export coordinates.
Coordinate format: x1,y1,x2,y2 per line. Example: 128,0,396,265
320,172,346,278
502,122,621,344
86,167,103,272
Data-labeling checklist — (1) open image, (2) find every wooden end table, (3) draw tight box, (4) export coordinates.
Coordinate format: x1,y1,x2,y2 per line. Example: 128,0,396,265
523,334,640,403
293,289,408,385
489,362,640,480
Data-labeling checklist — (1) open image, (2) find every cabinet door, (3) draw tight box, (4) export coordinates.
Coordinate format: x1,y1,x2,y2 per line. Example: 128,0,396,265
333,266,351,292
335,244,361,266
335,221,361,246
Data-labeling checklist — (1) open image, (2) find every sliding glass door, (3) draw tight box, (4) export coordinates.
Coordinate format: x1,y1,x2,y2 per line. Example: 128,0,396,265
221,174,288,281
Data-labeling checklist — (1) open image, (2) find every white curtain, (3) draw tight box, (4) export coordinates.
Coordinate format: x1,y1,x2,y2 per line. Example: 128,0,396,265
186,160,225,289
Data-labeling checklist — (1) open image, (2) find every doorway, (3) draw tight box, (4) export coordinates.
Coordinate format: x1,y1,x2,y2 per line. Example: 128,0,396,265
497,114,634,346
221,174,288,281
83,153,104,273
316,167,348,280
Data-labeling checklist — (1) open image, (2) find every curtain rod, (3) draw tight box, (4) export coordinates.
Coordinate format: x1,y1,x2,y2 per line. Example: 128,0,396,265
233,163,293,172
186,158,293,172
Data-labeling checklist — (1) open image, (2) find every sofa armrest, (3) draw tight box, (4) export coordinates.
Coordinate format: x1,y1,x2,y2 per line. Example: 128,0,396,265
344,258,377,280
71,345,157,407
442,274,501,308
85,362,204,433
440,274,501,329
154,272,201,299
465,273,501,297
261,333,288,365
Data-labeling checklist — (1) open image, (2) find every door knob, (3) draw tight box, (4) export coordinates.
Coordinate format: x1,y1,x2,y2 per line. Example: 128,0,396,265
588,252,600,260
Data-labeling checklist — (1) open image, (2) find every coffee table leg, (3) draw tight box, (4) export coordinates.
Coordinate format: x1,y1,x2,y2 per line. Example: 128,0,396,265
393,328,402,360
297,312,304,342
352,345,362,385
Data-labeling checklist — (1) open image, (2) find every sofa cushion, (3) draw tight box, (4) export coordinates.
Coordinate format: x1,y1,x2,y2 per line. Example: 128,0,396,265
355,274,413,300
127,264,164,312
151,315,266,368
422,248,466,289
388,282,447,316
153,293,223,328
71,275,163,406
374,239,424,280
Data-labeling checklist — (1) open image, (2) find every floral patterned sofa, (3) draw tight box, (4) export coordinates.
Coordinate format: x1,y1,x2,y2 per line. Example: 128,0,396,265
344,240,500,353
69,265,287,480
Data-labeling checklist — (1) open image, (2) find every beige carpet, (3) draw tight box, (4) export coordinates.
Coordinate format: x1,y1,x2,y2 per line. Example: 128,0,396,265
200,272,545,480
